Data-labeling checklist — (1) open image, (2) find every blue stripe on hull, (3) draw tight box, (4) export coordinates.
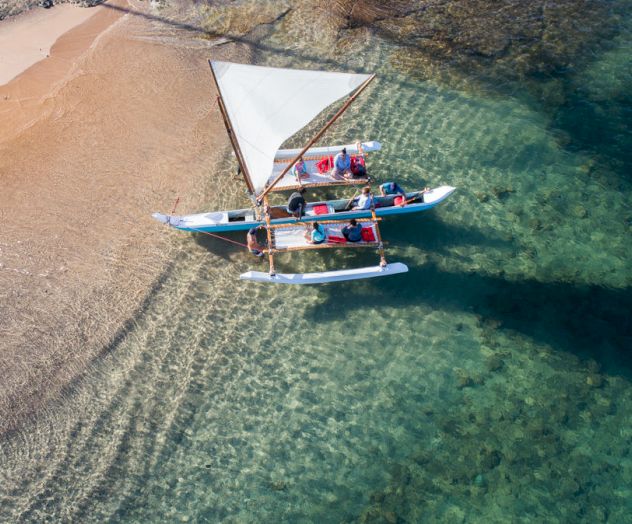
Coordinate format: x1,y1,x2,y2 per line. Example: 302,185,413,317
171,201,443,234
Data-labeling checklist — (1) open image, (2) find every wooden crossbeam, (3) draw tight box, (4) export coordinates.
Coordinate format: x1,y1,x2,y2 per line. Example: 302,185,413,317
267,178,369,192
267,218,380,230
269,241,381,253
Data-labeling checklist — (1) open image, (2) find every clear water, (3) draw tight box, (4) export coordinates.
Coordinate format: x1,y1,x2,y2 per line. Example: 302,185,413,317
2,1,631,522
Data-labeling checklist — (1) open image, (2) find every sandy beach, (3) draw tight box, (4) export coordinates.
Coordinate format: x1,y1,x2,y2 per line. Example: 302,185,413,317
0,0,247,433
0,0,129,143
0,2,104,85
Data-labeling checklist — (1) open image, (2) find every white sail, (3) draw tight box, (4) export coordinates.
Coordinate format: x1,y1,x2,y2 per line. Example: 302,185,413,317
211,61,371,195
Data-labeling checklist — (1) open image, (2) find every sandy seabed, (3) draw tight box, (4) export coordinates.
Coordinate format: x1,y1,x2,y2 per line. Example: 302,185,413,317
0,0,246,433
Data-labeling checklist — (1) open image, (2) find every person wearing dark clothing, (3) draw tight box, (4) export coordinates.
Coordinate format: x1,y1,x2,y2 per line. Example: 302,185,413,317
247,227,265,257
287,188,307,219
342,218,363,242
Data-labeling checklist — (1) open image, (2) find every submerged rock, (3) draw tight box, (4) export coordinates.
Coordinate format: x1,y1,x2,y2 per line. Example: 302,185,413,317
485,354,505,373
455,369,474,389
479,448,502,470
475,192,490,203
586,374,605,388
320,0,623,106
357,506,399,524
269,479,288,491
200,1,291,39
492,186,515,200
571,204,588,218
529,218,543,231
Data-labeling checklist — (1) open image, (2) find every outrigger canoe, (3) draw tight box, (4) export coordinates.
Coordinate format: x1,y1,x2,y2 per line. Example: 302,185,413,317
153,61,455,284
153,185,455,234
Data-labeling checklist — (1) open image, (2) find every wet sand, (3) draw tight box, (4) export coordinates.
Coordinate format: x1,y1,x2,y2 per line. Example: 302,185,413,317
0,1,246,433
0,3,105,85
0,0,128,143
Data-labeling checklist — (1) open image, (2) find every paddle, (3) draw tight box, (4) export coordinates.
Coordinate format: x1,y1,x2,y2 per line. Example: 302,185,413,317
344,192,360,210
399,188,430,206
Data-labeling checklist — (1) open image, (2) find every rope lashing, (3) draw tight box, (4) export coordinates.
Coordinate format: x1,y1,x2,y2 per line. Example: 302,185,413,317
184,225,251,249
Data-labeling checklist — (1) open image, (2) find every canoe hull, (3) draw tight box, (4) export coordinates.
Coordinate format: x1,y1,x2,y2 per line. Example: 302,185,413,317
153,186,456,234
240,262,408,284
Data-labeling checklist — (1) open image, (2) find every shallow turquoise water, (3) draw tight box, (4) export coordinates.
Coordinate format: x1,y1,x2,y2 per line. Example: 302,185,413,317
1,1,631,522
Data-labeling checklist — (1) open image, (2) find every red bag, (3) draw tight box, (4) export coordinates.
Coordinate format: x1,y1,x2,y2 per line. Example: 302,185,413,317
316,156,333,174
361,228,376,242
312,204,329,215
327,235,347,244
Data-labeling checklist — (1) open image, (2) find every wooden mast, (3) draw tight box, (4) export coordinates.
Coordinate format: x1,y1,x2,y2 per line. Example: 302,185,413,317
262,196,276,276
370,197,388,267
256,73,376,203
208,60,256,195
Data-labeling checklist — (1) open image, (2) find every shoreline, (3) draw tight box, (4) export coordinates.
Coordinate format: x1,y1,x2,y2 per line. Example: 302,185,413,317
0,3,104,85
0,0,127,144
0,0,249,434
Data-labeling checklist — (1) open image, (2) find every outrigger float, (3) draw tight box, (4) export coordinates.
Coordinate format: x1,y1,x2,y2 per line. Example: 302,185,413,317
153,61,455,284
241,220,408,284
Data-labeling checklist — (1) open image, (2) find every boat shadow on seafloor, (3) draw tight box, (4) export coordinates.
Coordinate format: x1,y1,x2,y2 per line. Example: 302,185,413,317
383,212,515,254
192,230,249,261
306,257,632,379
98,3,427,93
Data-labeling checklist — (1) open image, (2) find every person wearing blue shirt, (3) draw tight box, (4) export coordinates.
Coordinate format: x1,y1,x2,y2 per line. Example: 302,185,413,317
342,219,363,242
331,147,352,179
380,181,407,207
305,221,326,244
380,181,406,197
353,186,374,210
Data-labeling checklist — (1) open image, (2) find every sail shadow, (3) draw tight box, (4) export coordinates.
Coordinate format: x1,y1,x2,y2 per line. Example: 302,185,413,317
99,2,429,92
306,260,632,378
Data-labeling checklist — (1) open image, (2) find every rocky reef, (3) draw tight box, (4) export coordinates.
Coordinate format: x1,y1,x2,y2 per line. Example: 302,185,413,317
198,0,291,39
356,348,631,522
194,0,626,118
329,0,619,82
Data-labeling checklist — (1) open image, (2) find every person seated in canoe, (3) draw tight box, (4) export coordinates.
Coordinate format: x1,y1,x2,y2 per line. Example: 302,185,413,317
380,181,406,197
305,221,326,244
246,227,266,257
287,188,307,219
331,147,352,179
291,157,309,181
350,155,367,178
352,186,374,210
379,181,407,206
342,218,363,242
